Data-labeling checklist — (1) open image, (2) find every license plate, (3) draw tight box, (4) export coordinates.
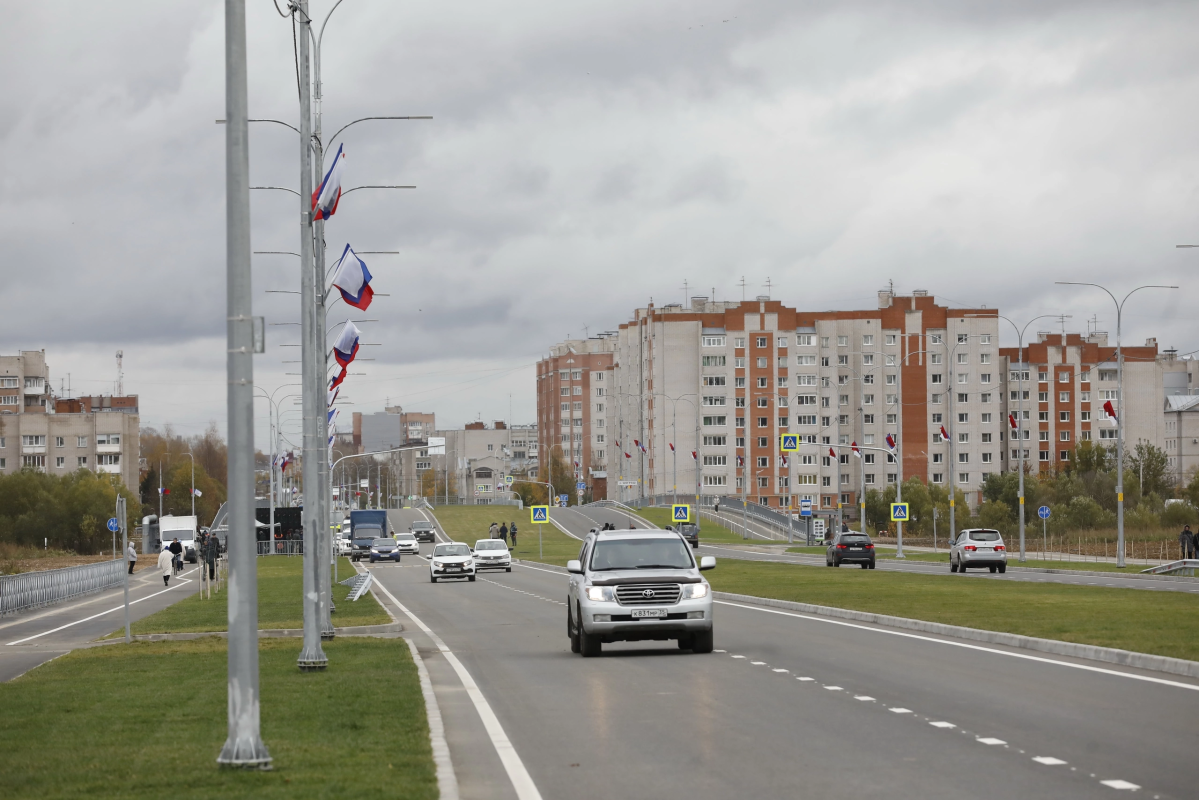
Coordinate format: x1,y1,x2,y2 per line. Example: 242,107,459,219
979,547,992,551
447,567,461,572
632,609,666,619
849,547,862,551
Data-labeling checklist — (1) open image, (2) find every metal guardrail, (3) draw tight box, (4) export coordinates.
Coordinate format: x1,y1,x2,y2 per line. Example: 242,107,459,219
1141,559,1199,577
340,571,374,600
257,540,304,556
0,558,125,617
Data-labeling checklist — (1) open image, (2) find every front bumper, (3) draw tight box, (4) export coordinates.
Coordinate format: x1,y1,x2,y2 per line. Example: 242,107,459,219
580,595,712,641
370,552,401,562
430,565,475,577
475,558,511,571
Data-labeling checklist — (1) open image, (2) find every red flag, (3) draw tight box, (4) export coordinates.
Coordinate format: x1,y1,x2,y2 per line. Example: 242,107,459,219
669,443,675,452
1008,413,1017,430
851,441,861,458
691,450,697,461
828,447,836,458
885,432,897,451
624,452,632,459
1102,399,1118,422
940,425,949,441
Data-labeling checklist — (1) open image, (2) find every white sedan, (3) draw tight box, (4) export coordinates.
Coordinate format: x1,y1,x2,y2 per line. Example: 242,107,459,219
472,539,512,572
429,542,476,583
394,532,420,555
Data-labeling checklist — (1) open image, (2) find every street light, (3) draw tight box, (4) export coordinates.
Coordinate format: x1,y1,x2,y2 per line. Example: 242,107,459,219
1055,281,1178,567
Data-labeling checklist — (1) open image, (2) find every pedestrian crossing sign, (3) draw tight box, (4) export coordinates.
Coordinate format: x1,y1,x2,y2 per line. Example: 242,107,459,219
890,503,909,522
672,504,691,522
780,434,799,452
505,475,514,485
531,505,548,523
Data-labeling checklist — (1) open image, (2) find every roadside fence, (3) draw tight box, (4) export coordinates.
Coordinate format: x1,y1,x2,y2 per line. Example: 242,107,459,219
1,559,124,617
257,540,304,556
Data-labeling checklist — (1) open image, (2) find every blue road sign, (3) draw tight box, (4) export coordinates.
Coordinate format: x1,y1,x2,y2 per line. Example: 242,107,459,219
576,481,586,490
780,434,799,452
107,517,120,532
558,494,569,507
672,504,691,522
531,506,548,523
1038,505,1051,520
890,503,909,522
799,499,813,517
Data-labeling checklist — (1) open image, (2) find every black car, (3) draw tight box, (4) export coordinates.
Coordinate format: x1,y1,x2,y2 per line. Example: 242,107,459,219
674,522,700,549
826,531,876,568
411,521,437,543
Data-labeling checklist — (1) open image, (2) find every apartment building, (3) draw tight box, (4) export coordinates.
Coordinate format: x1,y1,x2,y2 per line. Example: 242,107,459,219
999,333,1184,474
541,291,1001,515
535,337,617,490
1160,352,1197,487
0,351,140,491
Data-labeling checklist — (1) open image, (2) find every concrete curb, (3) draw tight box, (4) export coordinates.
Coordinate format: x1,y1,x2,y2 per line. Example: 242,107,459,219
514,561,1199,680
713,591,1199,680
93,622,404,644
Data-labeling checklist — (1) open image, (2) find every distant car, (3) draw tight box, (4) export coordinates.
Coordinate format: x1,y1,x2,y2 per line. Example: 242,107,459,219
411,520,437,543
950,529,1007,573
826,531,876,569
393,534,422,554
369,538,402,564
429,542,475,583
675,522,700,548
336,533,352,556
472,539,512,572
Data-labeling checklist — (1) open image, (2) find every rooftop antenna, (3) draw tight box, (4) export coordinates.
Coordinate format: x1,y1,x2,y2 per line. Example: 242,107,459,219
1054,314,1072,343
115,350,123,396
738,276,747,302
583,325,590,339
681,279,690,306
763,277,773,299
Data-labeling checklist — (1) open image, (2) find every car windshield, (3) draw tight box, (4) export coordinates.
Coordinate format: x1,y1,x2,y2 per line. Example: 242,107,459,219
373,539,395,546
413,524,433,530
435,545,471,557
590,537,694,571
969,530,1001,542
474,540,506,551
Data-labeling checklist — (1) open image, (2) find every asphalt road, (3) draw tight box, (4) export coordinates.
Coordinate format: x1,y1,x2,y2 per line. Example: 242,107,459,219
378,506,1198,800
563,504,1199,595
0,562,204,682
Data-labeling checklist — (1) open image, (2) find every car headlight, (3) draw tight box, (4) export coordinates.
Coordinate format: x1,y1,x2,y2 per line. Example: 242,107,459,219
432,560,443,568
371,548,379,553
683,583,709,599
464,560,473,567
586,586,615,602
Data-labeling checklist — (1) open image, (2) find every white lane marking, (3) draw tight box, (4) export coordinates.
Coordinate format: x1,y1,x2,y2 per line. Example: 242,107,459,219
797,676,814,681
1033,756,1067,765
824,685,843,691
714,600,1199,692
715,649,727,653
929,721,956,729
854,695,876,702
889,708,912,714
976,737,1007,746
750,661,767,665
368,573,543,800
6,571,196,646
1099,779,1141,790
772,668,789,673
731,655,746,659
480,579,566,606
0,569,162,633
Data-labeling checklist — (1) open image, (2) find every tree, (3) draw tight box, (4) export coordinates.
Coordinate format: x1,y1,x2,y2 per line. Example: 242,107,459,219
0,468,138,554
1128,441,1170,498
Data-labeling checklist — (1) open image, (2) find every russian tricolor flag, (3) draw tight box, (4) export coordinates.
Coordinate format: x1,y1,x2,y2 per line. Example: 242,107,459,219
330,369,347,390
312,144,345,222
332,320,360,368
885,432,897,452
330,244,374,310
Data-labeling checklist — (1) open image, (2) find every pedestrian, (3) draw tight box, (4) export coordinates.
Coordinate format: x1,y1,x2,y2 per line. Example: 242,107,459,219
203,531,220,582
489,522,499,539
1180,524,1195,560
499,522,509,546
169,537,183,575
126,540,138,575
714,501,720,514
509,522,517,548
157,546,174,586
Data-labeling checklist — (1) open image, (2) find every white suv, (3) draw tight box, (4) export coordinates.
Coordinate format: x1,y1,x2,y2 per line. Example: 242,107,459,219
566,529,715,657
950,528,1008,573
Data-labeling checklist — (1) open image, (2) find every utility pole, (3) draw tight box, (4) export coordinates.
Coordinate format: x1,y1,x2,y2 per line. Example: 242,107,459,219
217,0,270,767
296,0,327,671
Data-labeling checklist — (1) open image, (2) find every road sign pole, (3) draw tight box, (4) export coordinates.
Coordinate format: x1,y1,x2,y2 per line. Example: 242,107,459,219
117,498,130,643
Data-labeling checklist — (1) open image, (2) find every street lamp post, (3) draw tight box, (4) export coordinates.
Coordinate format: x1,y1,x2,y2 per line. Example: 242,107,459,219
1055,282,1178,567
183,447,196,517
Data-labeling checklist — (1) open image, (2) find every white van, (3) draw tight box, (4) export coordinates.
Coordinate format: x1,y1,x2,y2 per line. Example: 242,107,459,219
159,515,199,563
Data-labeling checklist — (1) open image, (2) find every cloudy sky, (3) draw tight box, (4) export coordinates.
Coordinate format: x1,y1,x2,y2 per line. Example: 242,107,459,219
2,0,1196,448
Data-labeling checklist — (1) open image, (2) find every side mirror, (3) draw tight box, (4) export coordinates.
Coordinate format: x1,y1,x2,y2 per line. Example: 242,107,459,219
699,556,716,571
566,559,583,574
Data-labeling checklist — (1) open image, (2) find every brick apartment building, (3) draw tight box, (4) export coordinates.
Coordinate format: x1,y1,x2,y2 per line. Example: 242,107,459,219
536,337,616,488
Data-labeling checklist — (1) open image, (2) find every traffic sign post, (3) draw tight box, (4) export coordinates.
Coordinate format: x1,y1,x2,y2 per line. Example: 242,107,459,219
107,517,120,561
530,505,549,560
799,499,813,517
672,504,691,523
890,503,909,522
1038,506,1051,557
779,434,799,452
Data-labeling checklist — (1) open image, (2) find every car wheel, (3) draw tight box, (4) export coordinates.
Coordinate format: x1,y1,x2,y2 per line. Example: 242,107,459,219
868,561,876,569
568,606,581,653
468,575,476,582
989,565,997,573
691,629,714,654
998,564,1007,574
950,560,958,573
677,635,694,650
505,567,512,573
430,576,437,584
834,559,841,567
859,563,868,569
580,628,602,658
959,564,967,573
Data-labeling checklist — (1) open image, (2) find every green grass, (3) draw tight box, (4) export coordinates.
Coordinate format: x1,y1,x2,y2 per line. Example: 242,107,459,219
783,546,1168,573
635,507,756,544
0,637,436,799
123,557,389,636
707,560,1199,661
429,506,582,566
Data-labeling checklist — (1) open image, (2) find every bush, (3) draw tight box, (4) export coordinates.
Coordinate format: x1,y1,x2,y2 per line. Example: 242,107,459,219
0,469,137,554
1161,501,1198,528
1061,495,1116,531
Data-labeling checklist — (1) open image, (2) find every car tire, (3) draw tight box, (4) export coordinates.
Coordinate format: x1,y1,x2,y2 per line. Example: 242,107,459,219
998,564,1007,574
691,629,714,654
468,575,476,582
989,565,997,573
950,560,958,573
580,628,602,658
430,576,437,583
834,559,841,567
959,564,967,573
868,561,876,569
677,635,694,650
859,563,868,569
506,567,512,573
568,606,581,653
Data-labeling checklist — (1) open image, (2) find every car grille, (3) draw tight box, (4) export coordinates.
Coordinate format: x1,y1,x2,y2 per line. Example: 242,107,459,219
615,583,681,606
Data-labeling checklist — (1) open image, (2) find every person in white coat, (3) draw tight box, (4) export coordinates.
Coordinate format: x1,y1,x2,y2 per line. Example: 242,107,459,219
157,546,174,586
126,541,138,575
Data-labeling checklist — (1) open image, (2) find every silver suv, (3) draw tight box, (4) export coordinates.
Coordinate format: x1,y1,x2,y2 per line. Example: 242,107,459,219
566,529,715,657
950,528,1008,573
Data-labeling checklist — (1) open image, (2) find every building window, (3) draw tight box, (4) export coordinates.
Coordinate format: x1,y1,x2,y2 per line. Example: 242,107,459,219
754,336,767,348
932,472,944,484
705,396,728,407
931,374,943,385
560,388,570,396
1060,431,1070,441
755,357,767,368
863,394,874,405
702,336,726,347
1058,372,1071,383
1059,392,1070,402
55,437,64,448
1060,450,1070,461
797,335,814,346
957,393,968,404
703,355,727,367
703,416,727,426
1038,450,1050,461
981,413,992,424
1080,411,1091,422
959,472,970,484
837,336,848,347
736,417,745,428
1099,429,1118,440
958,413,969,424
756,397,769,408
98,454,120,466
757,477,770,489
55,456,65,468
1039,411,1049,422
734,376,747,388
758,378,769,388
734,337,746,348
703,376,727,386
862,335,874,347
757,417,769,428
573,386,582,395
980,393,992,404
958,433,969,444
796,355,817,367
981,433,992,443
1060,411,1071,422
703,475,727,486
886,413,896,424
958,373,969,384
702,435,726,446
931,394,943,405
1039,431,1050,441
981,452,993,463
956,352,968,365
933,453,943,463
980,373,991,384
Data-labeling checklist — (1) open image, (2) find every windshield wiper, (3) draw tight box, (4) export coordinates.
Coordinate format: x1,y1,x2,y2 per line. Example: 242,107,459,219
634,564,686,569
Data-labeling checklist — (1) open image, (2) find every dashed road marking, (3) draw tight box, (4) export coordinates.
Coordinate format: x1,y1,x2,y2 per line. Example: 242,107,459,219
772,668,789,673
1033,756,1067,765
930,721,956,729
750,661,767,665
480,579,566,606
731,655,746,659
854,695,875,702
796,677,814,681
889,707,912,714
824,685,843,691
1099,779,1141,790
976,737,1007,746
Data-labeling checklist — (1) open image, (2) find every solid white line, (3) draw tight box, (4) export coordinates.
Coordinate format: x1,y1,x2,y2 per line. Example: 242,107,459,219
714,599,1199,692
6,571,196,646
403,637,459,800
369,575,543,800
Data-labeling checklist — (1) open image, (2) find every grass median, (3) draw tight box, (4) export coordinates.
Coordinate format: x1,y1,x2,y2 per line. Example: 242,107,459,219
121,556,389,636
0,636,436,799
634,507,755,544
428,506,580,566
784,546,1170,573
707,559,1199,662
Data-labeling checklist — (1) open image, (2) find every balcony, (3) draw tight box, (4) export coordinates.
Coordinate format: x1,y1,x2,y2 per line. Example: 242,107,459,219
96,444,121,455
23,383,45,395
98,463,122,475
21,445,46,455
